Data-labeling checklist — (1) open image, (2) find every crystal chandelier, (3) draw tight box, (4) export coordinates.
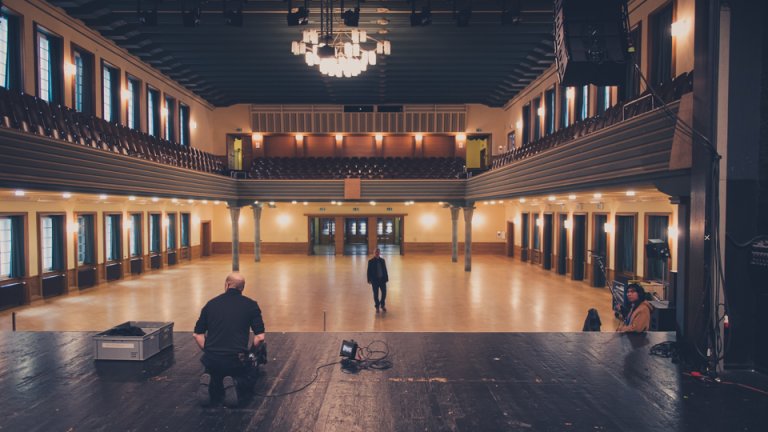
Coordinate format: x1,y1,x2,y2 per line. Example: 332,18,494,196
290,0,391,78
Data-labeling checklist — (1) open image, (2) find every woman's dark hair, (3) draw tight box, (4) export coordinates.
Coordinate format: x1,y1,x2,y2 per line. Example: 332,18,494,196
626,283,646,305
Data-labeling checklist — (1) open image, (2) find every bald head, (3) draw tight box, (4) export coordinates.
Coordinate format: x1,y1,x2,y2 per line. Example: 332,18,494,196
225,272,246,291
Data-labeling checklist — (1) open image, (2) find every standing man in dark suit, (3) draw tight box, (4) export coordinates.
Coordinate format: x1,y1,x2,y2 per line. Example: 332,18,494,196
367,247,389,312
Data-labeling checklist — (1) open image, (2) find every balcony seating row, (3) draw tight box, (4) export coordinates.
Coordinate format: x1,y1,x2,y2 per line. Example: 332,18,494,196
491,71,694,171
250,156,466,180
0,87,225,174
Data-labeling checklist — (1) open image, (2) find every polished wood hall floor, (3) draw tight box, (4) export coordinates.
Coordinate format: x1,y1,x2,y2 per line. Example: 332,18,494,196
0,254,618,332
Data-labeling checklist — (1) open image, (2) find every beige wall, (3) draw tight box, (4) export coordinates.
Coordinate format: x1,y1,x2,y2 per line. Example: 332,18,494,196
1,193,214,277
504,195,678,278
209,104,253,155
465,104,508,155
211,202,507,244
4,0,218,153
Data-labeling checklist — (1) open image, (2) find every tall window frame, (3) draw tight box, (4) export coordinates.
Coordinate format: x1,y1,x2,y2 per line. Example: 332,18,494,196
560,85,571,129
147,87,161,137
166,212,177,251
544,87,556,135
621,25,642,101
129,212,143,258
126,75,141,130
71,45,94,115
103,213,123,263
0,10,22,90
35,25,63,104
532,96,542,142
521,103,531,146
164,95,176,142
37,213,66,275
0,214,26,280
149,212,162,254
101,61,120,123
74,212,96,267
180,213,191,248
645,213,671,282
179,103,191,146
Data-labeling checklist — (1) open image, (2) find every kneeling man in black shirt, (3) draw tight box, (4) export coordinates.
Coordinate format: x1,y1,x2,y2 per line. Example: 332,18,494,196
193,272,265,407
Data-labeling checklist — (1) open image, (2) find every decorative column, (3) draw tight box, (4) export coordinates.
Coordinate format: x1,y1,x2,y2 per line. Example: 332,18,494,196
450,206,460,263
228,204,241,271
252,204,263,262
463,205,475,272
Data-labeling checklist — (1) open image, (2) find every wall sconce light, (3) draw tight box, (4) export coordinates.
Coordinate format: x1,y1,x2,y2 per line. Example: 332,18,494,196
547,195,556,201
668,225,679,239
519,197,526,203
62,192,72,199
277,213,292,227
163,217,170,228
295,134,304,144
604,222,614,233
375,133,383,144
68,221,79,234
64,63,76,77
625,190,636,197
121,88,131,102
670,19,690,37
568,194,576,200
593,192,602,199
513,216,521,225
564,219,572,229
415,133,423,143
537,107,545,117
456,133,466,148
161,107,169,118
190,121,198,130
535,218,542,227
335,134,343,145
515,120,523,130
252,132,263,149
566,87,575,100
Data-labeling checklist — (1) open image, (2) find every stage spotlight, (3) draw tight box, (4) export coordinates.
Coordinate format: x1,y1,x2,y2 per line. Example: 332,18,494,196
342,7,360,27
183,7,202,28
226,9,243,27
410,6,432,26
137,0,159,26
287,0,309,26
340,340,359,359
501,0,521,25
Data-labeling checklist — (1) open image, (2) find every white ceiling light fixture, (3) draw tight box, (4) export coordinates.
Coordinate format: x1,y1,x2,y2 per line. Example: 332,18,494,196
290,0,391,78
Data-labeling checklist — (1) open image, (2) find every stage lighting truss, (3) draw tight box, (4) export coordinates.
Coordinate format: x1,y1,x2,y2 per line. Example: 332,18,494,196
290,0,391,78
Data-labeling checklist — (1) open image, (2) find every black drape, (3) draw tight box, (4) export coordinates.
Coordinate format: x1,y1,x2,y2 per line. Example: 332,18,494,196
82,215,94,264
620,27,641,101
9,216,25,278
559,85,570,128
51,216,64,271
521,214,530,248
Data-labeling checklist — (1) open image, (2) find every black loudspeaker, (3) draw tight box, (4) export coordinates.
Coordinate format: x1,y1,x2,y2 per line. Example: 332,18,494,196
646,239,670,259
554,0,630,86
649,300,676,331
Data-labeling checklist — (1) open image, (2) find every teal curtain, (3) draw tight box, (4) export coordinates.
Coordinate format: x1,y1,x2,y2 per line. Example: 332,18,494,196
150,214,160,252
132,214,142,256
51,216,64,271
9,216,25,278
167,214,176,250
83,215,94,264
181,214,190,247
109,215,121,261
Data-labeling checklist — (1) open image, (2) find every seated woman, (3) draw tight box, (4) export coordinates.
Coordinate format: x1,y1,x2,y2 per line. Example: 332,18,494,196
617,284,653,333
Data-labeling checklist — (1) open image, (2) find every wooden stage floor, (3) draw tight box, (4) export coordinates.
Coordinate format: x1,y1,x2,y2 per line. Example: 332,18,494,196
1,331,766,431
